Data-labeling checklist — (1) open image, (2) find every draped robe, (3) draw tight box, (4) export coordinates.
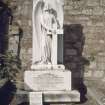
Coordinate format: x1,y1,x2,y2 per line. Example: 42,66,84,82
32,0,63,64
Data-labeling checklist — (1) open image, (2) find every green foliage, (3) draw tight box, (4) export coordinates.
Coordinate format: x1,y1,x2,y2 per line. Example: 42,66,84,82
0,52,21,81
3,0,13,4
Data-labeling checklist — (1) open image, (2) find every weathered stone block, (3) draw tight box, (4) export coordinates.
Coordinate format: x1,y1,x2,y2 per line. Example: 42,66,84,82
82,8,93,15
100,0,105,6
87,21,104,27
64,5,73,10
15,90,80,105
68,10,81,15
93,6,103,15
93,71,104,78
84,70,92,78
88,61,97,69
24,70,71,91
9,36,19,55
30,92,42,105
30,90,80,103
86,0,99,6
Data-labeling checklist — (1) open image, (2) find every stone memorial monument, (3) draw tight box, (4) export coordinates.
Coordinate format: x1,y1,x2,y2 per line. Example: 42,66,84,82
24,0,80,105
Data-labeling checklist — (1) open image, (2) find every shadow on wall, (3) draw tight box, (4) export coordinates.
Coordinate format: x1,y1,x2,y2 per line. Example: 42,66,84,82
0,1,13,67
0,1,13,54
0,1,16,105
64,24,90,103
17,27,23,59
0,80,16,105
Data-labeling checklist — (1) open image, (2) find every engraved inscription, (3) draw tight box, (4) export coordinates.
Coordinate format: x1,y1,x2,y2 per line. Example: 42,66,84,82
24,70,71,91
34,73,64,90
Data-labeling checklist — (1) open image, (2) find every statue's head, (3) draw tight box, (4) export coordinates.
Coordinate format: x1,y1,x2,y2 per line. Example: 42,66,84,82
43,2,49,11
41,0,49,11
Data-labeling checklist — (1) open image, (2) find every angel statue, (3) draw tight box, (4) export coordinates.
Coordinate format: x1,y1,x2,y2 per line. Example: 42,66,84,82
32,0,63,65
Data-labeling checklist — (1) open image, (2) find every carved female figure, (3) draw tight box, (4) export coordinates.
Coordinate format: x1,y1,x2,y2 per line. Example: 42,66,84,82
39,1,59,64
32,0,63,65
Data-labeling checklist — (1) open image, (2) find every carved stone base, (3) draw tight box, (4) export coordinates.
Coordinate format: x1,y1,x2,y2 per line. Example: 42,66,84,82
24,70,71,91
29,90,80,105
31,64,65,70
30,92,42,105
14,90,80,105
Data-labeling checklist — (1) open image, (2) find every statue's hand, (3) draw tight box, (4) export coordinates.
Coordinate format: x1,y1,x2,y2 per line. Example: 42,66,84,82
51,29,57,34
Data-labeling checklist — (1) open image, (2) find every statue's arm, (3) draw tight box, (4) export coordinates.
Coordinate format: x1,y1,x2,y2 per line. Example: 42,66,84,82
52,16,61,29
40,15,55,32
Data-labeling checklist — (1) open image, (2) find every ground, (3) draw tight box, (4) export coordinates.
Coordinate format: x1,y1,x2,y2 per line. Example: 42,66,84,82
51,80,105,105
10,80,105,105
74,80,105,105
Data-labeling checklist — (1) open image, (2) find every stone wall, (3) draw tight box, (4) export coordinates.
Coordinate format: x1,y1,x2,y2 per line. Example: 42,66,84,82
8,0,105,80
64,0,105,79
8,0,33,71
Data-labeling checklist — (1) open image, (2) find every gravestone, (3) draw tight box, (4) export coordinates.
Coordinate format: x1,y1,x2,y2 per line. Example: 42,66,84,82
24,0,80,105
24,70,71,91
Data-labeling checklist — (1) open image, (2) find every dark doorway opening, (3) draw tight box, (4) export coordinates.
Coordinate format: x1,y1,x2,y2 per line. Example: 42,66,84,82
64,24,89,103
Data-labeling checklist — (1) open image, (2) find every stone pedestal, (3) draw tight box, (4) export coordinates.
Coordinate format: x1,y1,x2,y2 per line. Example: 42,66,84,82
24,69,80,105
31,65,65,70
30,92,43,105
24,70,71,91
14,90,80,105
29,90,80,105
